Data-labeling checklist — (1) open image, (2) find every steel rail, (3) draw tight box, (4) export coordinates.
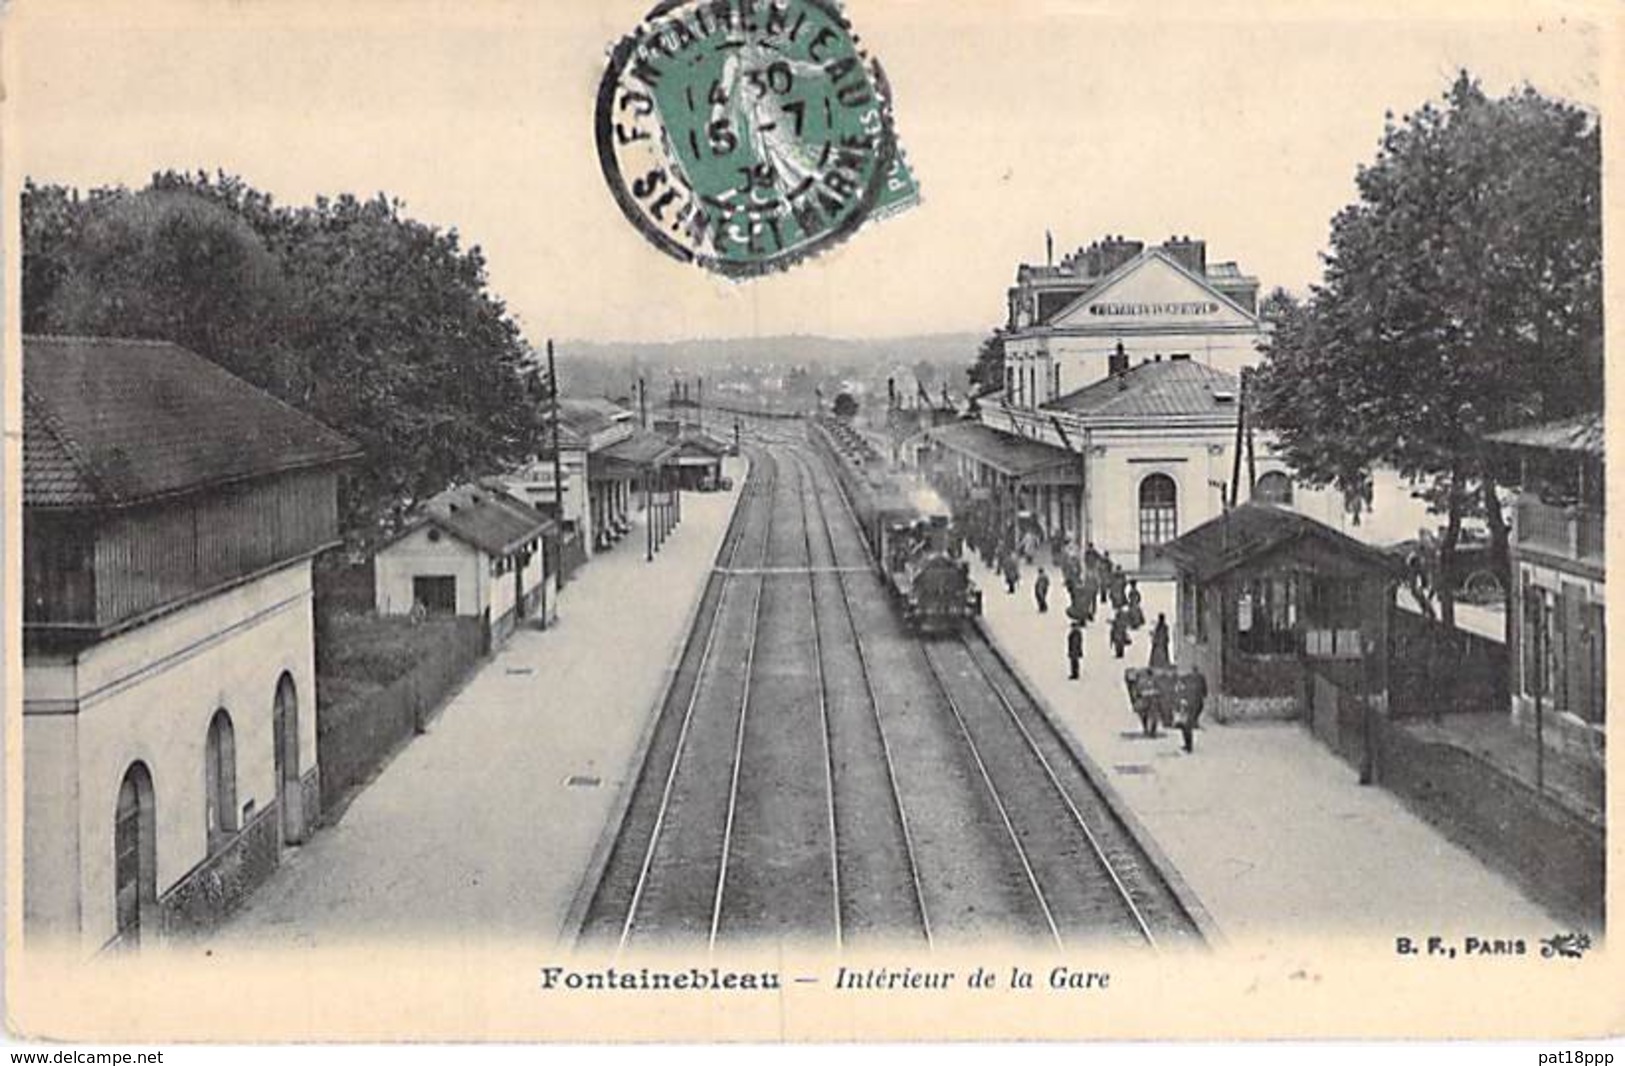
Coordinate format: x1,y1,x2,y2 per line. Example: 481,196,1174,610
791,454,844,950
616,449,775,951
954,631,1159,948
917,640,1064,949
794,441,936,948
707,445,780,948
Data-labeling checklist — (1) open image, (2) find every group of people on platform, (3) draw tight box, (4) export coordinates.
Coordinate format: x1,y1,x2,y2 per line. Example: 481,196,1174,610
955,511,1203,752
1052,543,1169,669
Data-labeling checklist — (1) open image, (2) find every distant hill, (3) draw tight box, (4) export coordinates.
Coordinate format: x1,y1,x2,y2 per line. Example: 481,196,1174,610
555,333,984,373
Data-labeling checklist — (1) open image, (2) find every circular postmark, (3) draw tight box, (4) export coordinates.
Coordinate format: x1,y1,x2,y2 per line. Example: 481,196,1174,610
596,0,903,278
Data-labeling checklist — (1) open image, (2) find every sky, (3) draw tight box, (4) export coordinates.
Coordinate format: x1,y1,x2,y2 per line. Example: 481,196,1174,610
6,0,1609,345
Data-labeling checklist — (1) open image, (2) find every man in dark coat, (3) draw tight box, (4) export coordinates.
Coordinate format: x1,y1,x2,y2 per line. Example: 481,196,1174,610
1067,621,1084,679
1110,609,1131,659
1108,568,1128,611
1034,568,1051,613
1079,571,1100,623
1176,668,1207,753
1002,552,1019,594
1149,612,1172,668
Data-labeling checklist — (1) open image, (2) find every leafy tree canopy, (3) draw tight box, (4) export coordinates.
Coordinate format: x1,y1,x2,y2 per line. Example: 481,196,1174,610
967,328,1006,395
1249,73,1601,623
22,170,547,543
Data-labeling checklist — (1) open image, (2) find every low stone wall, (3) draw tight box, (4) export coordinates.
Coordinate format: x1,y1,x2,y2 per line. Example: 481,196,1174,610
1374,718,1603,930
317,616,484,813
159,804,282,938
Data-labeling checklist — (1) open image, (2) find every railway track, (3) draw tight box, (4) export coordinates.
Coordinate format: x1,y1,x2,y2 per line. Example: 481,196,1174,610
804,434,1202,950
790,449,933,948
578,446,779,949
579,430,1202,953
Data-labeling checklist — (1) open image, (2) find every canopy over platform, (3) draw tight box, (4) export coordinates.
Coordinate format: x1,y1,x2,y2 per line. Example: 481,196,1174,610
589,429,679,478
928,420,1080,486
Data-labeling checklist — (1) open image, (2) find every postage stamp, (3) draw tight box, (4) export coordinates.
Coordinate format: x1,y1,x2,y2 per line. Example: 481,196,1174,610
595,0,919,278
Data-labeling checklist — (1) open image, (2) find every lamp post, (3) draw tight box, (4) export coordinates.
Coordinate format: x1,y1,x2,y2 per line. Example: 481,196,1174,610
547,340,565,608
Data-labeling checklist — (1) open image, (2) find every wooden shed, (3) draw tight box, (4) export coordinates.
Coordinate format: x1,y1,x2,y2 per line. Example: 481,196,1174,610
1161,504,1401,764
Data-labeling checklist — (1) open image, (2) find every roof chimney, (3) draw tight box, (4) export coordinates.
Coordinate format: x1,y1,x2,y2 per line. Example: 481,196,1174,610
1099,235,1145,275
1108,340,1130,377
1162,235,1207,275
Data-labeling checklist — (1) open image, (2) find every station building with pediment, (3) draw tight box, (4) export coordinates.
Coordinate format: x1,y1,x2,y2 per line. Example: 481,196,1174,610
930,236,1434,574
1001,235,1264,406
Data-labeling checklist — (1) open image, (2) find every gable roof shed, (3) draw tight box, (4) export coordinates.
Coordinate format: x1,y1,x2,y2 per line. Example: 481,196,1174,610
1160,503,1402,584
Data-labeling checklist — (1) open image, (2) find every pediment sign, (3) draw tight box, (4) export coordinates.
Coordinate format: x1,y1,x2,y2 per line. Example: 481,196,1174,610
1049,252,1256,329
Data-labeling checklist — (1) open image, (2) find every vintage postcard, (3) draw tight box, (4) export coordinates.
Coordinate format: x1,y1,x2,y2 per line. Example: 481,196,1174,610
3,0,1621,1046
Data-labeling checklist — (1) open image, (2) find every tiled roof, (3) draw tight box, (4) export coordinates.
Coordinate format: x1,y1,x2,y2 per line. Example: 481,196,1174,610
421,483,553,557
23,335,360,509
928,420,1076,479
22,390,99,506
1046,359,1240,419
668,425,731,454
1160,502,1401,583
1484,412,1603,457
555,398,624,438
568,397,635,421
598,428,679,466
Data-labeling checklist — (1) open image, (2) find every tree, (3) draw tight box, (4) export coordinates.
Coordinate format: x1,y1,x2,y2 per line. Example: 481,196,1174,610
23,172,547,543
37,186,291,394
21,181,84,335
967,329,1006,395
832,391,859,418
1250,73,1602,629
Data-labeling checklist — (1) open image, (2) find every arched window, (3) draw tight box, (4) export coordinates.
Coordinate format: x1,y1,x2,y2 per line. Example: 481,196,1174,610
1139,474,1178,558
1255,471,1294,506
205,709,238,847
114,762,156,947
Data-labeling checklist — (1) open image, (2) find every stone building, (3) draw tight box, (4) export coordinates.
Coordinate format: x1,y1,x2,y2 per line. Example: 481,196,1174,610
935,234,1436,571
22,335,359,953
1001,234,1265,401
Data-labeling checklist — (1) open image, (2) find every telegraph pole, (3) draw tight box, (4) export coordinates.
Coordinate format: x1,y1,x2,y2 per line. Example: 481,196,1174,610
547,339,565,615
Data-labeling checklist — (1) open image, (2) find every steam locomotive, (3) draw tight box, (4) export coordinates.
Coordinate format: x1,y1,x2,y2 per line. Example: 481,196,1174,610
812,419,982,632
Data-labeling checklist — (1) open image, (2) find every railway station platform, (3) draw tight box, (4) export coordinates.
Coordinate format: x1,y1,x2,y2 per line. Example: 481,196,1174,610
196,457,749,952
974,562,1560,948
